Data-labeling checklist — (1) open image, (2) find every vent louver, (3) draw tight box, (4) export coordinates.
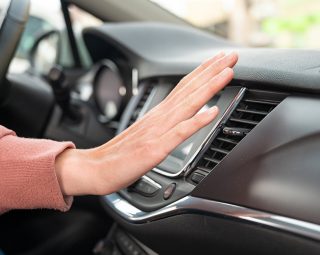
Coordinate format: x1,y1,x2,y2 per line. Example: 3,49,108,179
128,85,154,126
189,89,288,185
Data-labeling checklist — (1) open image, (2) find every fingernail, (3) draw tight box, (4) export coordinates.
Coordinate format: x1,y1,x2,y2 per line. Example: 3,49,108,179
208,106,219,114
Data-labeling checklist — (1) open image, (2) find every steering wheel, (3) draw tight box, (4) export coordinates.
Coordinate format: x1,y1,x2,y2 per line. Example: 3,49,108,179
0,0,30,102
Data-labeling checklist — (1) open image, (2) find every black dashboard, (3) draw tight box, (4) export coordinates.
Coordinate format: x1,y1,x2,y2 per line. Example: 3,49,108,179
98,80,320,254
81,22,320,254
23,22,320,254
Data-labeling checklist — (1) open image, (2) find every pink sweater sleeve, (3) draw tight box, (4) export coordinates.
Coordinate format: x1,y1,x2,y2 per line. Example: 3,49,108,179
0,125,75,213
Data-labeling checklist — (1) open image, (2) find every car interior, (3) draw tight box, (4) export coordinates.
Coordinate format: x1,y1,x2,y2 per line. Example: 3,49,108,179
1,0,320,254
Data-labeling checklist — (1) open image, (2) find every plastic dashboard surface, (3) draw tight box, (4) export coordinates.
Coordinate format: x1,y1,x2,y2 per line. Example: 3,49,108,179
101,83,320,247
110,81,320,225
82,21,320,249
83,22,320,93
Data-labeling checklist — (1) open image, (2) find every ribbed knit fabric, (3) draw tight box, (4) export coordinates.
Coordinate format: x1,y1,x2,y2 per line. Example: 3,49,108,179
0,125,75,213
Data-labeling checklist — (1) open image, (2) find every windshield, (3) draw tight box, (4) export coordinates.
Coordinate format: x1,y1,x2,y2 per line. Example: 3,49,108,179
150,0,320,49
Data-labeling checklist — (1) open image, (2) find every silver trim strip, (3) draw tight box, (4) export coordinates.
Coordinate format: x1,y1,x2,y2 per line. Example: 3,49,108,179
102,193,320,241
141,175,162,189
152,87,247,177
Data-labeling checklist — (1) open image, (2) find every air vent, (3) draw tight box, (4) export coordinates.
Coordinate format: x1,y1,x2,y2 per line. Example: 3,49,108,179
188,89,288,185
128,85,154,126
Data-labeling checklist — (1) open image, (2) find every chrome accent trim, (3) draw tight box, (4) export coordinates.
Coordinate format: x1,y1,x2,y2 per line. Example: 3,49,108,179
141,175,162,189
102,193,320,241
152,87,247,177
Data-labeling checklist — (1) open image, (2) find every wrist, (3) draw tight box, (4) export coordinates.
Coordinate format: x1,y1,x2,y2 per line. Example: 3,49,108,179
55,148,98,196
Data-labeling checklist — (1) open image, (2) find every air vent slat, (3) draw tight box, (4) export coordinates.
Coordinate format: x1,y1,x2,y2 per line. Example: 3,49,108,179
196,166,213,173
244,99,279,106
236,108,269,116
188,89,288,185
203,157,221,164
209,147,229,155
229,118,259,126
216,137,238,145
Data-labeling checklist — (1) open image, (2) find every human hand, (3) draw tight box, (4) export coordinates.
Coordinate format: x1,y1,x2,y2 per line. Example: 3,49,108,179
55,51,238,196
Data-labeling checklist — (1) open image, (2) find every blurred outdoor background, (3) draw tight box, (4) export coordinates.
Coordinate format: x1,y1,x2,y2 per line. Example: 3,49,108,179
151,0,320,48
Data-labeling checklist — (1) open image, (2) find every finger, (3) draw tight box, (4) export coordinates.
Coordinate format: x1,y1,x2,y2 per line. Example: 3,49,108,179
115,53,235,139
157,67,233,133
166,51,225,100
127,67,233,141
164,52,238,106
104,57,235,148
187,52,238,94
158,106,219,156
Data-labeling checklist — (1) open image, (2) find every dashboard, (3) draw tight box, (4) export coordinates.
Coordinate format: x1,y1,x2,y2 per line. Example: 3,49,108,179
99,80,320,254
39,22,320,254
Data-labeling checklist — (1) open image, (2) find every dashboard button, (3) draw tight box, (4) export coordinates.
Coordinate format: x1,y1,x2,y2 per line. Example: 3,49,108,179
131,178,161,197
163,183,176,200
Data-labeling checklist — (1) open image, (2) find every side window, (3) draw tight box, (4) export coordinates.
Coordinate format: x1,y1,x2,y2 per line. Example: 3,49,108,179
10,0,66,74
10,16,54,73
10,1,102,74
16,16,53,59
